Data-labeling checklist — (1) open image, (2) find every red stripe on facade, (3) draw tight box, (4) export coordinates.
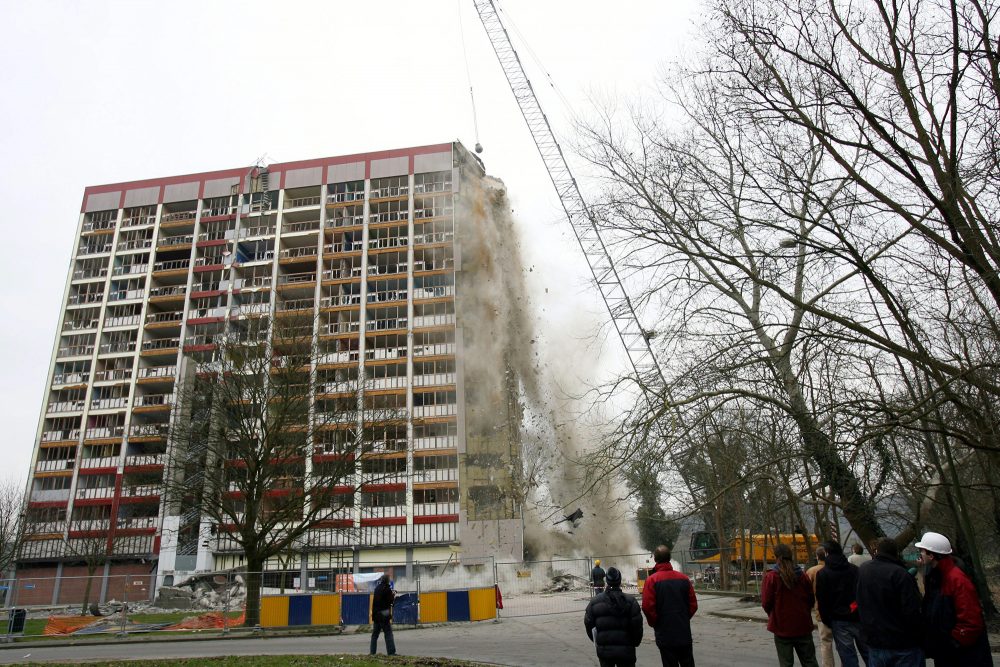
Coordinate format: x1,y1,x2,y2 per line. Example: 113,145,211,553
413,514,459,525
28,501,68,509
184,344,217,353
119,495,161,504
186,317,225,326
153,535,161,554
74,497,114,506
76,467,117,476
200,214,237,223
122,464,164,474
193,264,225,273
115,528,157,537
314,519,353,529
196,239,229,248
361,483,406,493
360,516,406,527
69,530,109,539
190,289,226,299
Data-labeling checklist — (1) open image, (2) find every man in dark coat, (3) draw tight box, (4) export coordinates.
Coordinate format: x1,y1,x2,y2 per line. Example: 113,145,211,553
592,559,607,595
855,537,923,667
370,574,396,656
584,567,643,667
915,531,992,666
815,541,869,667
641,545,698,667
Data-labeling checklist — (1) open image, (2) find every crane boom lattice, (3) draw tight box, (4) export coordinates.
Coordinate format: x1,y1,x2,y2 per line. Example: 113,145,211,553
472,0,666,394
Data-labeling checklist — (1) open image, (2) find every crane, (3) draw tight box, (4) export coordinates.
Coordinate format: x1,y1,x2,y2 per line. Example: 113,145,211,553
471,1,667,399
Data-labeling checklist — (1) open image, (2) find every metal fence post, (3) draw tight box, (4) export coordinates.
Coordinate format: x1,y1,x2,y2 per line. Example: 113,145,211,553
118,576,129,637
222,571,231,635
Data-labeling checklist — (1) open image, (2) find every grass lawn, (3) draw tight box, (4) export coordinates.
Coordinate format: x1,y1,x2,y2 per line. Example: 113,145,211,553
25,657,490,667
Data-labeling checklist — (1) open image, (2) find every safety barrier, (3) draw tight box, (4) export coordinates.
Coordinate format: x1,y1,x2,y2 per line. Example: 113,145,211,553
258,587,495,627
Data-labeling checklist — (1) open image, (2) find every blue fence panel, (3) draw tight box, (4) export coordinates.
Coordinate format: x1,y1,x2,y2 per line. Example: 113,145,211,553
287,594,312,626
446,590,471,622
393,592,418,624
341,592,372,625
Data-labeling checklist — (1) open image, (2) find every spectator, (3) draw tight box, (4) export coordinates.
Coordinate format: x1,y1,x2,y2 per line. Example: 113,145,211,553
816,541,869,666
762,543,819,667
855,537,923,667
370,574,396,656
641,545,698,667
847,543,871,567
916,532,992,666
805,546,834,667
584,566,643,667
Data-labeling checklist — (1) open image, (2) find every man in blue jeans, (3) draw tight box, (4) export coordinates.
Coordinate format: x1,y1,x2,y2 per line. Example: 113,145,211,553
816,541,869,667
855,538,923,667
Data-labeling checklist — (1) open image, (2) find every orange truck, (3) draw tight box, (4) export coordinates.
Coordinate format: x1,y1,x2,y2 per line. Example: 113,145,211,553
689,531,818,566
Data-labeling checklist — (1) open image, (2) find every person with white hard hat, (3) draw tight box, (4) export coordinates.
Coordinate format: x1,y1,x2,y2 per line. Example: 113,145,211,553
915,531,991,666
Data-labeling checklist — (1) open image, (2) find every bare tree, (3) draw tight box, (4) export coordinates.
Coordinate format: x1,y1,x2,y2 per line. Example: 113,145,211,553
0,478,25,583
166,315,395,626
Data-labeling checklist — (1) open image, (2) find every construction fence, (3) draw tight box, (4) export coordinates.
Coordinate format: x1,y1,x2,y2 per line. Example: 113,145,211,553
1,550,765,640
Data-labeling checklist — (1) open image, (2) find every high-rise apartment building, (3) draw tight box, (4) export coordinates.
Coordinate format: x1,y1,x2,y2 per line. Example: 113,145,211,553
18,142,525,603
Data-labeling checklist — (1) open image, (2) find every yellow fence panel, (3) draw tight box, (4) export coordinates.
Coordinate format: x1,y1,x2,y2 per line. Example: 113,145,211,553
260,595,290,627
419,590,448,624
468,587,497,621
311,593,341,625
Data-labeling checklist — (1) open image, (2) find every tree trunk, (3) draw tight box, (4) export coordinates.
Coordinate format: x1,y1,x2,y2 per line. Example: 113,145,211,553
81,563,99,614
244,560,263,627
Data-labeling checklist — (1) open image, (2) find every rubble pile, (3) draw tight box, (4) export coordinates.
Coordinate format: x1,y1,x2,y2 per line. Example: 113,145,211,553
153,572,246,611
540,572,590,594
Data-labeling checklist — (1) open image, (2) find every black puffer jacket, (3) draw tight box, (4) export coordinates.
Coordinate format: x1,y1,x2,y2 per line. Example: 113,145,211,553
815,551,860,626
584,587,643,660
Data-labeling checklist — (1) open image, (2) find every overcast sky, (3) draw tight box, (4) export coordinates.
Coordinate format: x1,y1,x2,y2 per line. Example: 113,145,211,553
0,0,701,483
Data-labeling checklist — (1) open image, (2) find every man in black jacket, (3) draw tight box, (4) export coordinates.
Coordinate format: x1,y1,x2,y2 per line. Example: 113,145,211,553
815,541,869,667
584,567,643,667
855,538,923,666
370,574,396,656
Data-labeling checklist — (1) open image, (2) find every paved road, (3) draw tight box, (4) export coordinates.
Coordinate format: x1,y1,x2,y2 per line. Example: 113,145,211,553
2,595,782,666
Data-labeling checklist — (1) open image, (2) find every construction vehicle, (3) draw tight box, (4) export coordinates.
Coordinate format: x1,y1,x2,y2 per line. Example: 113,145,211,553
689,530,819,566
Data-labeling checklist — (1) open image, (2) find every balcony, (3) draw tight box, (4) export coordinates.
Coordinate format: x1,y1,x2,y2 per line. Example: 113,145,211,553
161,211,196,225
413,343,457,358
278,272,317,287
28,521,66,534
366,318,407,332
82,219,116,233
47,399,85,414
414,501,459,516
94,368,133,382
153,258,191,273
122,214,157,227
414,206,454,220
326,191,364,204
326,240,365,255
413,231,455,246
149,285,187,299
108,289,146,303
146,311,183,326
365,346,406,361
368,263,408,277
413,468,458,483
282,220,320,234
41,428,81,442
57,344,94,358
368,210,408,225
99,341,137,355
118,516,158,530
361,505,406,519
321,321,360,336
84,426,126,440
104,314,142,328
70,519,111,532
137,365,177,380
413,314,456,328
35,459,74,473
124,453,165,467
67,292,104,306
80,456,119,469
75,486,116,500
90,396,129,410
73,267,108,281
279,246,319,261
53,372,88,385
367,290,408,304
413,180,452,194
129,423,170,438
370,186,409,199
117,238,153,252
412,404,457,418
142,338,180,352
157,234,194,248
238,225,275,239
413,435,457,450
77,243,113,256
366,376,407,391
327,214,365,229
134,393,174,408
113,263,149,276
122,484,163,498
277,297,315,312
368,236,408,251
285,195,321,208
413,285,455,300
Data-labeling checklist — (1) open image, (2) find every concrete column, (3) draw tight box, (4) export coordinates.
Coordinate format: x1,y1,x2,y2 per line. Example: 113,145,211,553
98,561,111,604
51,563,64,605
405,547,414,580
352,547,360,575
300,553,308,591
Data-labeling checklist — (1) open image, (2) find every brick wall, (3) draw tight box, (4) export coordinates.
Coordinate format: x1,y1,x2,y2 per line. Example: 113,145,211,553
14,562,156,607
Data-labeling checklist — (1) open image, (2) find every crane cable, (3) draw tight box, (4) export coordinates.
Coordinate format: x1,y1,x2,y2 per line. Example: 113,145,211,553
458,0,483,153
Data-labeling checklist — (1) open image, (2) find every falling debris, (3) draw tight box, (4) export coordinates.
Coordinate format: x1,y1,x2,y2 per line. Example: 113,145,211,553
553,508,584,527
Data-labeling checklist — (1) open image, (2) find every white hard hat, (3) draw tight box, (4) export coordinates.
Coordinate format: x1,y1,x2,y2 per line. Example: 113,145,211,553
915,532,952,555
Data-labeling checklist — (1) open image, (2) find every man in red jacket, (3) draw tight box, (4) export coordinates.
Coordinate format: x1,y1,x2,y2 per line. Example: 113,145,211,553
915,532,992,666
641,545,698,667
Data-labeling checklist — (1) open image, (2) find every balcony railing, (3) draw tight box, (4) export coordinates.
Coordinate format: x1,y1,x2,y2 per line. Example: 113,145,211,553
366,376,407,390
77,243,112,256
94,368,132,382
82,219,117,233
413,343,456,357
238,275,273,289
412,404,457,418
413,231,455,246
278,298,315,312
73,267,108,280
41,428,81,442
367,290,407,304
414,501,460,516
113,263,149,276
122,484,163,498
370,186,409,199
142,338,180,352
282,220,320,234
53,372,88,385
99,341,137,355
413,285,455,300
239,225,276,238
35,459,74,473
368,263,408,277
413,435,457,450
124,453,165,467
57,345,94,358
70,519,111,531
153,259,191,272
368,210,408,224
118,516,158,530
279,246,319,260
184,333,220,347
137,365,177,380
75,487,115,500
321,293,363,308
47,400,85,413
149,285,187,299
134,393,175,408
67,292,104,305
232,303,270,317
202,205,236,218
326,240,365,254
414,206,454,220
368,236,408,251
413,181,452,194
365,346,406,361
91,396,129,410
286,196,321,208
278,272,317,286
412,372,457,386
412,314,456,328
197,229,231,242
366,318,407,332
157,234,194,248
161,211,196,224
194,256,226,268
129,423,170,438
412,468,459,483
324,266,363,281
27,521,66,534
104,314,142,328
108,289,146,303
321,321,360,335
84,426,126,440
361,505,406,519
328,214,365,229
122,214,157,227
327,191,364,204
188,306,227,319
146,311,183,325
117,238,153,252
80,456,119,469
